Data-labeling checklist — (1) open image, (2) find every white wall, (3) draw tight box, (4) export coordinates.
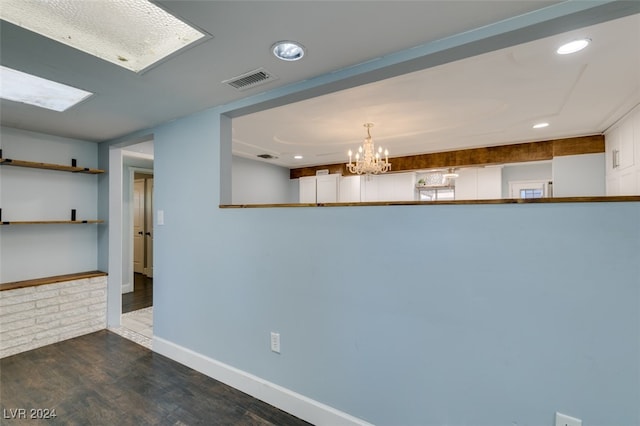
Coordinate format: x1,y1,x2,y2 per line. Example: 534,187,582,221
0,127,100,283
501,162,552,198
552,153,606,197
232,156,295,204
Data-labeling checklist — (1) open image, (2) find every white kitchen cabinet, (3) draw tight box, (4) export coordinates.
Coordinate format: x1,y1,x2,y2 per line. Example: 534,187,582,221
316,174,340,203
299,176,317,203
360,176,379,202
453,169,477,200
360,173,416,202
607,124,634,172
476,167,502,199
339,175,361,202
299,174,340,203
391,173,417,201
607,176,620,196
606,105,640,195
455,167,502,200
620,170,637,195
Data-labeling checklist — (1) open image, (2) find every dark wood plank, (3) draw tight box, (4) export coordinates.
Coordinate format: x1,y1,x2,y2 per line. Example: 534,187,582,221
122,273,153,313
0,158,104,174
0,330,311,426
0,220,104,226
552,134,605,156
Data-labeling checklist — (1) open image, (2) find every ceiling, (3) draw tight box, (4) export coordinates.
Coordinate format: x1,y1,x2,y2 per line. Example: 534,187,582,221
1,1,639,169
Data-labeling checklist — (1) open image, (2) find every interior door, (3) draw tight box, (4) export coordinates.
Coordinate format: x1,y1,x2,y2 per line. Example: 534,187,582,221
144,178,154,278
133,179,145,274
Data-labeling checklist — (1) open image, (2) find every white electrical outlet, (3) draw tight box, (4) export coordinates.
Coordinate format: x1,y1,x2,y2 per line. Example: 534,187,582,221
270,332,280,354
555,412,582,426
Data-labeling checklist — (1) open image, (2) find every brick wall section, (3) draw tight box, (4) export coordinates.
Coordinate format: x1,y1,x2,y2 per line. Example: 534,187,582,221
0,276,107,358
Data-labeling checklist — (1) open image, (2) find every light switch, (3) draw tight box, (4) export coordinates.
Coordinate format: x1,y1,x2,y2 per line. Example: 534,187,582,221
157,210,164,225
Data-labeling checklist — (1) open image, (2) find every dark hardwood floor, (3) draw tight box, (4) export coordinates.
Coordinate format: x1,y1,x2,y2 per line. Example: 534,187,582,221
122,273,153,313
0,330,311,426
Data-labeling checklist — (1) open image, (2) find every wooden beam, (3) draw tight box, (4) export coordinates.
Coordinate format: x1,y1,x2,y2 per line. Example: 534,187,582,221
289,135,604,179
552,135,605,156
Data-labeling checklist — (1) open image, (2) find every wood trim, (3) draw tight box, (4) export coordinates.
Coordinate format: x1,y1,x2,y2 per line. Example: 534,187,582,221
289,135,604,179
220,196,640,209
1,220,104,225
0,270,108,291
0,158,105,174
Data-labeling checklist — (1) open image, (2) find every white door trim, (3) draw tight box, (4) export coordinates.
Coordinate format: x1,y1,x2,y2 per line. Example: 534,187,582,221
107,136,153,328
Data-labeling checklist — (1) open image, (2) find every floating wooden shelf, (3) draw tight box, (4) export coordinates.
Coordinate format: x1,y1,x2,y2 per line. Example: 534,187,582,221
0,158,104,174
1,220,104,225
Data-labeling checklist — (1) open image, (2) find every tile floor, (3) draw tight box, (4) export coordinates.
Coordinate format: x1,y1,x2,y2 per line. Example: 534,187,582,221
109,307,153,349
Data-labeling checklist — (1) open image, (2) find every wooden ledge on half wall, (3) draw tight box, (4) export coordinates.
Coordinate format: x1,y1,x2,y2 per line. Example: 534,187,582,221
220,196,640,209
0,271,108,292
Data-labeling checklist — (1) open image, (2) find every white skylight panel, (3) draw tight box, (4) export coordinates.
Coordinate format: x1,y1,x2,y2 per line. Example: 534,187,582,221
0,66,93,112
0,0,206,73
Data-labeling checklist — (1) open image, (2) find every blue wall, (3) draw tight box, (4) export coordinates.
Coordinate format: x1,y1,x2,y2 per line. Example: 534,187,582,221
147,109,639,425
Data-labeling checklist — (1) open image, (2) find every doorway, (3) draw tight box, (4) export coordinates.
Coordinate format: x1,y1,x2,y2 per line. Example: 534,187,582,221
108,144,155,348
124,172,154,314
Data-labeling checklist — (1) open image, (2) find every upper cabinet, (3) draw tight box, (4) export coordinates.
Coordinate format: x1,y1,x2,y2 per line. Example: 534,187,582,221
298,174,340,203
606,105,640,195
455,167,502,200
299,176,318,203
361,173,416,202
316,174,339,203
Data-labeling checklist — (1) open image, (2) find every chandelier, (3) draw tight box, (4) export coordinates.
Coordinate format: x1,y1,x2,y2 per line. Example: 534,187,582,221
347,123,391,175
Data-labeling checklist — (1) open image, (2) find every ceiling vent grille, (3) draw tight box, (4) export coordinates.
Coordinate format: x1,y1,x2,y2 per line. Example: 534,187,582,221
223,68,277,90
257,154,278,159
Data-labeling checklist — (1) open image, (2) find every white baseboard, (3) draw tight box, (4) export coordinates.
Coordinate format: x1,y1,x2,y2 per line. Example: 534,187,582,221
153,336,373,426
121,281,133,294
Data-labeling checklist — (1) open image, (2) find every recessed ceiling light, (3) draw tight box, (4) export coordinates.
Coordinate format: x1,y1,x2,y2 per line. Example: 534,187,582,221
0,0,206,73
272,41,305,61
0,66,93,111
556,38,591,55
294,155,303,159
533,122,549,129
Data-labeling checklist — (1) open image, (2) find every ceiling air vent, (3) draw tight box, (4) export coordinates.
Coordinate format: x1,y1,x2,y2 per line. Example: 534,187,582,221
223,68,278,91
257,154,278,159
